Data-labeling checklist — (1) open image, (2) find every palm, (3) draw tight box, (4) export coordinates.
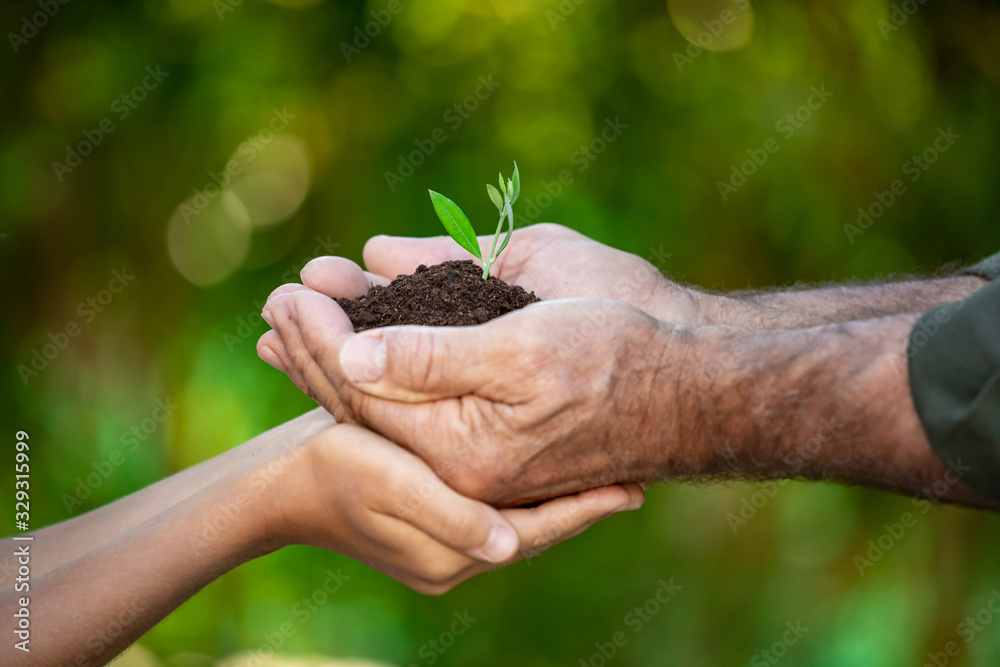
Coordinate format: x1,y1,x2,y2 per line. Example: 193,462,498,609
493,226,658,304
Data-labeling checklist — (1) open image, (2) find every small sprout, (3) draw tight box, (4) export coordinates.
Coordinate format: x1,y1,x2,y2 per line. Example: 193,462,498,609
429,162,520,280
486,184,504,211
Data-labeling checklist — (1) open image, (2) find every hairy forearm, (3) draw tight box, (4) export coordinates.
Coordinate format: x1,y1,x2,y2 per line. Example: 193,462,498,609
0,408,333,586
646,315,995,509
0,454,278,666
689,275,986,329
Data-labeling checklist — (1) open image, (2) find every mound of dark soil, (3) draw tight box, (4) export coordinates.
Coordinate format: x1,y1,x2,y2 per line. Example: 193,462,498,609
336,260,540,332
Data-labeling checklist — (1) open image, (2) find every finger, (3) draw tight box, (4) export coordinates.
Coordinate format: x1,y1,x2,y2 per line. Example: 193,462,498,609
360,509,475,594
363,234,485,279
265,291,375,422
300,256,390,299
266,283,314,304
264,292,345,406
433,485,640,591
501,486,635,558
362,225,582,284
257,330,288,373
381,462,521,565
621,483,646,510
363,229,553,281
364,271,391,288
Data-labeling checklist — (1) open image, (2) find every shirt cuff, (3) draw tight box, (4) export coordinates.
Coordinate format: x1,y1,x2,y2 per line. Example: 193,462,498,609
957,251,1000,281
908,279,1000,505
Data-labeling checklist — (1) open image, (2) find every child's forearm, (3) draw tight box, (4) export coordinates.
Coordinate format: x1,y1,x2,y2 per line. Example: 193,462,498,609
1,408,334,584
1,455,277,667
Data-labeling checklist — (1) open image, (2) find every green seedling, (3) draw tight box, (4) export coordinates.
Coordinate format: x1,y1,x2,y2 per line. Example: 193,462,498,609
428,162,520,280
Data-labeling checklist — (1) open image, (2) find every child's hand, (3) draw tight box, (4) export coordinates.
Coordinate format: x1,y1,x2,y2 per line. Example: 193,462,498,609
258,424,643,594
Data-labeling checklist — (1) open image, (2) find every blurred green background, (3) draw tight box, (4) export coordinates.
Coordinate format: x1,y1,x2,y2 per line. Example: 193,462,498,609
3,0,1000,664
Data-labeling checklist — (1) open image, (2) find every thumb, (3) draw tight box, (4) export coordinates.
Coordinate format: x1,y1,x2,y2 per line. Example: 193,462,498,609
338,324,506,401
363,234,491,279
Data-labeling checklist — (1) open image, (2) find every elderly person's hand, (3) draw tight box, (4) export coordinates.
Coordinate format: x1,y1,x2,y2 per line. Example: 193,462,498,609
265,223,700,322
260,290,675,506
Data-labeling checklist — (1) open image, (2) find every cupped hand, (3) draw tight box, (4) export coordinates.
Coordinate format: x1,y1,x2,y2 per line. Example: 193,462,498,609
308,223,698,319
264,423,644,594
259,291,676,506
257,223,699,378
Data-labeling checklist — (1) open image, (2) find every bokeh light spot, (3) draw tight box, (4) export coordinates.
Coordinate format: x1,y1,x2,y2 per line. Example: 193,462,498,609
224,135,312,229
668,0,754,52
167,195,251,287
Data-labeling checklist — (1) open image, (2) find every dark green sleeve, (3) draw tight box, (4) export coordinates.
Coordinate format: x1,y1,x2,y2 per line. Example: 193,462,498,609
908,279,1000,504
957,250,1000,281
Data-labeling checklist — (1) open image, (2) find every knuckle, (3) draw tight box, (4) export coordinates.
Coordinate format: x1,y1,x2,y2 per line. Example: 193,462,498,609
346,390,376,425
395,329,439,392
418,557,461,589
288,346,315,372
530,222,568,239
413,580,451,596
441,509,482,549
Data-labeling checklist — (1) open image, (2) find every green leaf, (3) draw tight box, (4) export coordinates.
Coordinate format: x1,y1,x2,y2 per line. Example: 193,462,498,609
486,184,504,211
510,161,520,202
428,190,482,260
498,173,507,197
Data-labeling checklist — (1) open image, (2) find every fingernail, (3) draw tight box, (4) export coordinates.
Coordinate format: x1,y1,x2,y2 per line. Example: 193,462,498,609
340,333,386,384
300,257,325,283
261,307,274,327
478,524,519,563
